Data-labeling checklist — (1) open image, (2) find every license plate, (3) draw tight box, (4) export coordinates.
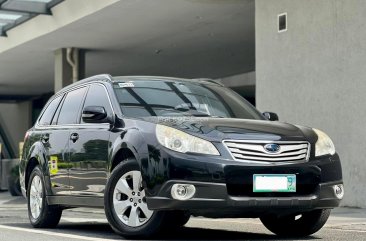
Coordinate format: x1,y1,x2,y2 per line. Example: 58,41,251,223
253,174,296,192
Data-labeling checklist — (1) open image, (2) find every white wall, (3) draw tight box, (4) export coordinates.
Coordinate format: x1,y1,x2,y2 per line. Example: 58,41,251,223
256,0,366,208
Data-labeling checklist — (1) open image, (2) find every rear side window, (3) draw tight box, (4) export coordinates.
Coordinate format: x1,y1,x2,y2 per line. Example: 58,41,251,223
57,87,87,125
38,95,63,126
81,84,112,123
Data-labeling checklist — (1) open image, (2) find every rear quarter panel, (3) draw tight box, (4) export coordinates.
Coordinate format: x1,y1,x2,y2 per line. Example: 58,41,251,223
20,131,48,196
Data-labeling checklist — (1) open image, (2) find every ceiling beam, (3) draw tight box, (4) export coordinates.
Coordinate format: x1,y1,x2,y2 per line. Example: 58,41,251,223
0,0,51,15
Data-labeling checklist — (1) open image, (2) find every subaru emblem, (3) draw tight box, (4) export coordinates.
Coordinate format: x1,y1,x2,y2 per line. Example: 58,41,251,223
264,143,281,153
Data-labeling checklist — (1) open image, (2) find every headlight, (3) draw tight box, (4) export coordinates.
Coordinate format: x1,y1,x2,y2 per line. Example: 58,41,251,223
313,128,335,156
156,124,220,155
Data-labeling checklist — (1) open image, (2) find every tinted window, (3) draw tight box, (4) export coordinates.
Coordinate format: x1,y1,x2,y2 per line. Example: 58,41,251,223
113,80,264,120
38,95,63,125
57,87,87,125
81,84,112,123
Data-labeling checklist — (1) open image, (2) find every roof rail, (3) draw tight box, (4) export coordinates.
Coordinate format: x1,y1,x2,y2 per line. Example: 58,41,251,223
112,76,191,82
56,74,113,94
79,74,113,83
193,78,225,87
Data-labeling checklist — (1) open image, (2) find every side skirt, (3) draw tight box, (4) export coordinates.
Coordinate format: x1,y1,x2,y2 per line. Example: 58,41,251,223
47,195,104,208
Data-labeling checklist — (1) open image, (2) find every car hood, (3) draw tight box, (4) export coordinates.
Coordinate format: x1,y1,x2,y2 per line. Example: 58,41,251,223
141,117,317,143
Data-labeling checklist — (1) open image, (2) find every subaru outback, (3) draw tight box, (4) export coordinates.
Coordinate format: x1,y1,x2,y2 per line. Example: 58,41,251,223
20,74,343,238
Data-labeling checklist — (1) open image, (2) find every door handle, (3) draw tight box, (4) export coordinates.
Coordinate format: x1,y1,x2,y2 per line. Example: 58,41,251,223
70,133,79,142
41,134,49,143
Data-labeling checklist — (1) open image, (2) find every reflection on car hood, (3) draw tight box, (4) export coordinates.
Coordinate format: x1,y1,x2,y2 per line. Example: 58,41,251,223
141,117,317,143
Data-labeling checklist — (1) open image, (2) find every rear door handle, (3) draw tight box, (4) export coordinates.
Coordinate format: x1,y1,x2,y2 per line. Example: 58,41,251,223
70,133,79,142
41,134,49,143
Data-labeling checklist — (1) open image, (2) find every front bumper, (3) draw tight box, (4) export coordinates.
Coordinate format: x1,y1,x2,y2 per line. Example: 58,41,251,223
146,180,342,216
144,150,343,216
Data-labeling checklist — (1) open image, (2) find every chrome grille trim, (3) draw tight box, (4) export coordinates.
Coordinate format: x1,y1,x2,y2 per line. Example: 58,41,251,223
223,140,311,163
229,148,308,157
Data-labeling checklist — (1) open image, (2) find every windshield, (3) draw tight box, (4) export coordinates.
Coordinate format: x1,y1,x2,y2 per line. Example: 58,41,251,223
113,79,264,120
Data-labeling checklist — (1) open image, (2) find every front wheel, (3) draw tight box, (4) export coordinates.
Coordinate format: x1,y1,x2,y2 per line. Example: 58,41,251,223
104,159,166,238
260,209,331,237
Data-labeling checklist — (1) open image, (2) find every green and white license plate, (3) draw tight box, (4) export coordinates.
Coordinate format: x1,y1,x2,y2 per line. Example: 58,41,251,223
253,174,296,192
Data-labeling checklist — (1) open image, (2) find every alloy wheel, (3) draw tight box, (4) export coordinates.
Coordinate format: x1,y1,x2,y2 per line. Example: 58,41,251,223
113,170,153,227
29,175,43,219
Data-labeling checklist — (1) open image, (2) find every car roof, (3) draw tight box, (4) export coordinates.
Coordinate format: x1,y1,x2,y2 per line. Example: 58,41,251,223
55,74,224,96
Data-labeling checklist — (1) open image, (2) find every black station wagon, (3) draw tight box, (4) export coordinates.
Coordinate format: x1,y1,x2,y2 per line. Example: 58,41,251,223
20,75,343,238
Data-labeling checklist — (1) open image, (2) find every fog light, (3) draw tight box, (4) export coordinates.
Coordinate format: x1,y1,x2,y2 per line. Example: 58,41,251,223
171,184,196,200
333,184,344,199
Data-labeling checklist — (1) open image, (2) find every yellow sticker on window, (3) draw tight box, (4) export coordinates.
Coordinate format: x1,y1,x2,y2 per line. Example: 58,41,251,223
49,156,59,175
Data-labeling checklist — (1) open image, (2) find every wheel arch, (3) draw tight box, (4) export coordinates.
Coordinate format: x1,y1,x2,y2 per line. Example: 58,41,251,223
109,127,150,172
110,148,137,171
23,141,50,195
25,157,39,192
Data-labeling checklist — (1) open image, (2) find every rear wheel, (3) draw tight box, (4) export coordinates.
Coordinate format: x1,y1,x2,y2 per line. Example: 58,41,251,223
260,209,331,237
105,159,166,238
27,166,62,228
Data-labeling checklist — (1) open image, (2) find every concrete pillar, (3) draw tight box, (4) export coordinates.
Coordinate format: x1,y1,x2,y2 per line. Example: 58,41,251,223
54,48,85,93
0,101,32,158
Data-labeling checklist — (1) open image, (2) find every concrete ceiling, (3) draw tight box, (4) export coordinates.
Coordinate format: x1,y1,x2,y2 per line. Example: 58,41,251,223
0,0,254,96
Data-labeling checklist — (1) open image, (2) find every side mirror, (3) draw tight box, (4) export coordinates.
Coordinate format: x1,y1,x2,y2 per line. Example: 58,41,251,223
82,106,108,123
263,112,279,121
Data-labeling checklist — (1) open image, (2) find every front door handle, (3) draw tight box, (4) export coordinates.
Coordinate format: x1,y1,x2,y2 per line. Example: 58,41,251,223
70,133,79,143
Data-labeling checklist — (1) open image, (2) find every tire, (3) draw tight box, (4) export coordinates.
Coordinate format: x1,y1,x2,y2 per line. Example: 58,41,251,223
104,159,166,238
260,209,331,237
8,175,22,196
27,166,62,228
162,211,190,229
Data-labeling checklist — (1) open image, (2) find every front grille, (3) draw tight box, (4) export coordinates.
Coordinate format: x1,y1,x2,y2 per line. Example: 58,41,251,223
223,140,310,163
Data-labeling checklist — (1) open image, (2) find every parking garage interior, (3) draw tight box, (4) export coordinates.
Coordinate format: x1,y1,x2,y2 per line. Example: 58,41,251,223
1,0,365,209
0,0,256,160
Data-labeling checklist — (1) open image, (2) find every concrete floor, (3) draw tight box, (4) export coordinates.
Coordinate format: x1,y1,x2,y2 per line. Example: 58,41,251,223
0,191,365,240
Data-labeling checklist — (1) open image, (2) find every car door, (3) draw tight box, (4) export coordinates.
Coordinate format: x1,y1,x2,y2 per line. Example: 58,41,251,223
37,94,69,196
68,84,112,197
47,87,88,195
